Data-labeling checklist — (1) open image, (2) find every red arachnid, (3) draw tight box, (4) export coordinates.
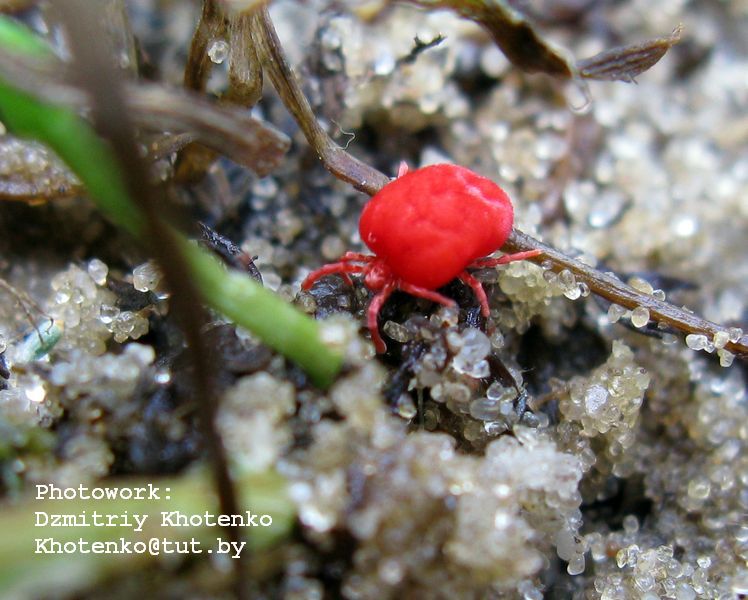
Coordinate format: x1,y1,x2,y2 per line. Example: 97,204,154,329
302,163,541,352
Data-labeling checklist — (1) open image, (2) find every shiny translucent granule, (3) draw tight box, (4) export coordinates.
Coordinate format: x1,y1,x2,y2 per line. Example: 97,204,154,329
132,260,162,293
207,39,230,64
218,372,296,472
630,306,650,328
284,401,585,597
0,136,81,199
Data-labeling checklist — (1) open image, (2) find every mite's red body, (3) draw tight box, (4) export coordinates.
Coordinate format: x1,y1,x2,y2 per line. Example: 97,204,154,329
360,164,515,289
302,164,540,352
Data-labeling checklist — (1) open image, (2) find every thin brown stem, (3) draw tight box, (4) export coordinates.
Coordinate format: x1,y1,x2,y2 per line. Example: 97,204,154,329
0,278,51,343
226,10,263,106
134,82,288,177
502,229,748,358
251,7,390,195
184,0,225,91
177,2,267,181
53,2,249,596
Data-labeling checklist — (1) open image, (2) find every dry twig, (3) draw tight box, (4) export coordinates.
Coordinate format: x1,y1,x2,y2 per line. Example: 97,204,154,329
0,47,289,178
177,1,265,181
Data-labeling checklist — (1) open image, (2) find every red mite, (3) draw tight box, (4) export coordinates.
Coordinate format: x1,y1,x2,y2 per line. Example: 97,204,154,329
302,163,542,352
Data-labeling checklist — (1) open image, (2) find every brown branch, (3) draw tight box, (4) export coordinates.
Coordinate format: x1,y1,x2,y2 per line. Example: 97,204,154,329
250,6,390,195
226,9,263,106
419,0,574,77
184,0,226,91
177,0,228,180
132,83,288,177
177,2,266,181
502,230,748,359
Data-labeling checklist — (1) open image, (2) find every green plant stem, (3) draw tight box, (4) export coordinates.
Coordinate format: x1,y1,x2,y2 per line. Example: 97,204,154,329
182,238,344,384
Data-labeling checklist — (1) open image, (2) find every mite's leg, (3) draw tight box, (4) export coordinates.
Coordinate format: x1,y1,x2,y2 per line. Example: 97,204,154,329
302,262,366,290
470,249,543,269
458,271,490,317
397,161,409,178
339,252,375,263
399,282,457,309
367,282,397,353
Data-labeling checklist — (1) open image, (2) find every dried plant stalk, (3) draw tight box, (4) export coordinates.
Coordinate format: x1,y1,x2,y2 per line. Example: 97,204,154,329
250,6,390,195
578,25,683,81
184,0,226,91
409,0,573,76
0,48,289,177
132,83,287,177
406,0,681,82
502,230,748,358
226,9,263,106
177,1,265,181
